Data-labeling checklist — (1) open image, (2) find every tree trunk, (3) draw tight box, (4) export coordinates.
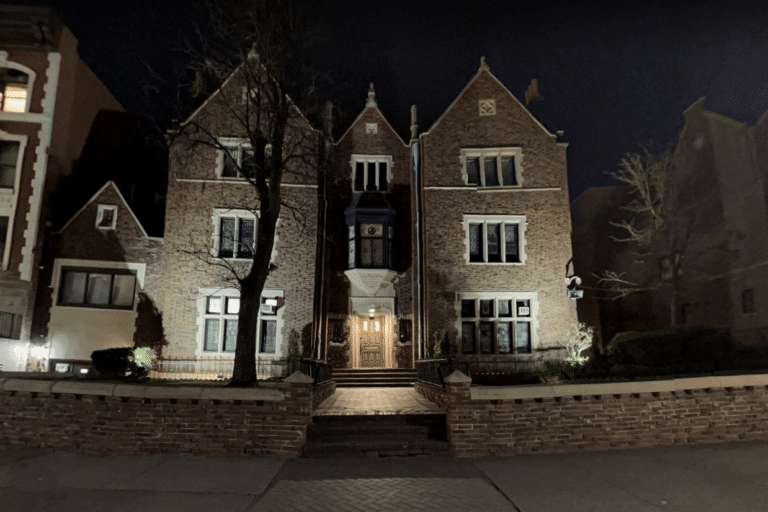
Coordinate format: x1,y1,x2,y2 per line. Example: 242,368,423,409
230,277,260,386
669,279,678,330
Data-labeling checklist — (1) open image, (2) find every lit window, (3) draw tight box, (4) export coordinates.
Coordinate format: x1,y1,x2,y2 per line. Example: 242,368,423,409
461,148,522,187
465,215,526,264
58,268,137,310
351,155,392,192
0,68,29,113
459,296,534,355
199,290,281,355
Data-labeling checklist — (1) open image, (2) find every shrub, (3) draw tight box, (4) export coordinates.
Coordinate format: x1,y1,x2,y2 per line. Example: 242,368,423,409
564,322,595,364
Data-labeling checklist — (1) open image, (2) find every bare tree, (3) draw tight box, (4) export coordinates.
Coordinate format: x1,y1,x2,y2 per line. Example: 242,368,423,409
595,147,691,328
169,0,329,386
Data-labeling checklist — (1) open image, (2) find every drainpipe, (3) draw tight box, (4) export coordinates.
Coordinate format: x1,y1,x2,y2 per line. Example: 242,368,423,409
410,105,425,361
314,102,332,360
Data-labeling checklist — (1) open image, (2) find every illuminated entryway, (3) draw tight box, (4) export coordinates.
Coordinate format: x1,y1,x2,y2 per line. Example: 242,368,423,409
348,313,395,369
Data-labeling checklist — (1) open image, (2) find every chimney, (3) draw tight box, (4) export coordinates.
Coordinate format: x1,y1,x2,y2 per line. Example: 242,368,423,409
525,78,540,106
410,105,418,140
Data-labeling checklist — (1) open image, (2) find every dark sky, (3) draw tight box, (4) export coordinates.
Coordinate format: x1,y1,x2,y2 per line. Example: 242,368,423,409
9,0,768,202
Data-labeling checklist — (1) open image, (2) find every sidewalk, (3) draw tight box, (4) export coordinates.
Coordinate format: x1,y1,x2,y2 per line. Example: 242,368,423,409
2,441,767,511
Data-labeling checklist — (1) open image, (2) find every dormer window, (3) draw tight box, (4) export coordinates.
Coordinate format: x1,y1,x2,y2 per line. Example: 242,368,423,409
351,155,392,192
0,68,29,113
461,148,523,188
96,205,117,230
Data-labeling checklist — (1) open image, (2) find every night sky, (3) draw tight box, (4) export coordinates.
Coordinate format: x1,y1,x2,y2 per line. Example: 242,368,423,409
8,0,768,202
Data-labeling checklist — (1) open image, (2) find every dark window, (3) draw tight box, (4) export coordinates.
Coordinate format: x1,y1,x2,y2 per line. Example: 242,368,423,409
219,216,255,259
399,319,412,343
0,216,9,262
461,299,476,318
479,321,494,354
221,146,239,177
505,224,519,262
469,223,483,262
497,322,512,353
479,300,494,317
0,311,22,339
461,322,476,354
466,157,480,185
0,141,19,189
498,300,512,317
239,218,255,257
366,162,376,191
742,289,755,313
360,224,385,268
59,268,136,309
459,297,534,355
378,162,388,191
260,320,277,354
483,157,499,187
486,224,501,262
329,319,345,344
501,156,517,186
219,218,235,257
354,162,365,191
241,148,257,178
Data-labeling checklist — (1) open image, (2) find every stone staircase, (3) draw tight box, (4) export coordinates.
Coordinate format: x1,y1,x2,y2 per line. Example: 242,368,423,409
303,413,449,458
332,368,417,388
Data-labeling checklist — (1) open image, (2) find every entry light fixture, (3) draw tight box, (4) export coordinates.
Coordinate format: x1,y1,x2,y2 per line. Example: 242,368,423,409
368,306,375,319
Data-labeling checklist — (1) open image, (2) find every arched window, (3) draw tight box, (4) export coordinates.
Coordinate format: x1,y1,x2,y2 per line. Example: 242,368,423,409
0,68,30,113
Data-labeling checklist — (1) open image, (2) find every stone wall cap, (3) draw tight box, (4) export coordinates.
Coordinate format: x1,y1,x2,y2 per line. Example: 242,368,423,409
51,381,117,396
200,387,284,401
444,370,471,383
285,371,313,384
1,378,55,393
112,384,205,400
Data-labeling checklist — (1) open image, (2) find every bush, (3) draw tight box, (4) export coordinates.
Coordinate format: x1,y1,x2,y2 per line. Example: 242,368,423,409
606,328,734,368
326,343,350,370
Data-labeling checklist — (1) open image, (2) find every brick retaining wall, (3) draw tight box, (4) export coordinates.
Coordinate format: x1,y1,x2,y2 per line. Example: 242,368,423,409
417,372,768,457
0,372,335,458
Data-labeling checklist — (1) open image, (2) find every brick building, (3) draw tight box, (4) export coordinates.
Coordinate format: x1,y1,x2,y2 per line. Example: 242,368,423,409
0,6,123,371
572,98,768,347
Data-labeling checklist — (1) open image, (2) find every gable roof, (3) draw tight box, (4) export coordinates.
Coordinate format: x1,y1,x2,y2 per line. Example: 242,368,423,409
55,181,152,238
423,56,555,139
335,85,408,147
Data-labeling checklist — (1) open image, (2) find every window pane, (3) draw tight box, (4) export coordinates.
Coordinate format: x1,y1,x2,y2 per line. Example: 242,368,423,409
355,162,365,191
98,208,115,228
516,300,531,317
260,320,277,354
479,299,494,317
505,224,519,262
501,156,517,186
487,224,501,262
111,274,136,307
222,147,238,177
378,162,387,191
239,218,255,257
242,148,256,177
371,238,384,268
3,85,27,113
466,157,480,185
483,157,499,186
469,223,483,262
226,297,240,314
0,141,19,189
498,300,512,317
399,319,411,343
0,312,12,338
219,218,235,257
498,322,512,353
461,322,476,354
479,321,494,354
61,271,87,304
366,162,376,191
204,319,220,352
0,215,8,261
87,274,111,305
223,319,238,352
461,299,475,318
516,322,531,353
207,296,222,314
360,238,372,268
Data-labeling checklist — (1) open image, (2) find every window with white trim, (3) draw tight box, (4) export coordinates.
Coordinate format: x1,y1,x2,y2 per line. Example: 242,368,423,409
216,139,272,179
213,209,256,259
0,68,29,113
460,148,522,187
58,267,137,310
96,205,117,230
351,155,392,192
464,215,526,264
459,296,535,355
0,141,19,189
199,289,282,356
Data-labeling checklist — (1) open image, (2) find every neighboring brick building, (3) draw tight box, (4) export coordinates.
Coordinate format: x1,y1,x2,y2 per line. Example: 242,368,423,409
0,6,123,371
322,59,577,372
572,98,768,347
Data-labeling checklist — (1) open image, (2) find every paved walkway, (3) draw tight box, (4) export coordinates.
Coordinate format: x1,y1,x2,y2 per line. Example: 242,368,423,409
314,387,444,416
3,441,768,511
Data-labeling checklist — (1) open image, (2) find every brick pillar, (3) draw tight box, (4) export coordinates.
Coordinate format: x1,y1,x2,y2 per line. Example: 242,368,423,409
444,370,472,456
283,371,313,456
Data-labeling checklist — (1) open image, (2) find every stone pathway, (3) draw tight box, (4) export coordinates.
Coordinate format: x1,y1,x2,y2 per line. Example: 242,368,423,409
314,387,444,416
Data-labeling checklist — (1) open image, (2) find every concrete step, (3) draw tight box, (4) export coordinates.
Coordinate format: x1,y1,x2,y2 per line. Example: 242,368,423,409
332,369,417,388
303,414,448,458
335,381,414,388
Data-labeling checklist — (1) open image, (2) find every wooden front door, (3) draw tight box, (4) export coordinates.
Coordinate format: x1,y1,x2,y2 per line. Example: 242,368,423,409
360,315,384,368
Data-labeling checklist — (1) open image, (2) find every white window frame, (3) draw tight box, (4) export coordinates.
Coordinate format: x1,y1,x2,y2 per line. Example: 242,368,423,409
96,204,117,230
215,137,271,180
460,148,524,188
455,291,539,356
0,130,26,271
0,54,36,115
211,208,258,260
49,259,146,313
195,287,285,359
463,214,527,265
350,154,393,192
